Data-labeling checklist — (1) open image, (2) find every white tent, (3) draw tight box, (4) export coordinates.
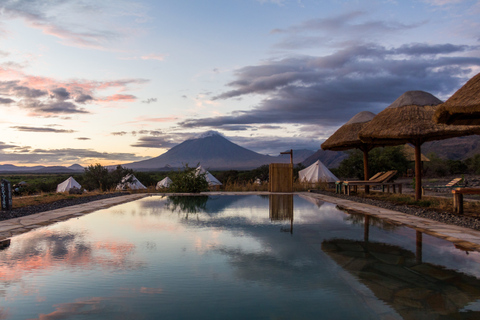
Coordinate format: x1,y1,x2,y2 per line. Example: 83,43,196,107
56,176,82,193
116,174,147,190
298,160,338,183
196,166,222,186
156,176,172,189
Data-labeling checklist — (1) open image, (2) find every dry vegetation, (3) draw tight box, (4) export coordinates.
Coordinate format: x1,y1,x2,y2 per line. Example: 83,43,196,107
9,180,480,218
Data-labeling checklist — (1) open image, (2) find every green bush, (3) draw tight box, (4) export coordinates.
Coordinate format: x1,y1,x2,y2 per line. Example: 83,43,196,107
169,164,209,193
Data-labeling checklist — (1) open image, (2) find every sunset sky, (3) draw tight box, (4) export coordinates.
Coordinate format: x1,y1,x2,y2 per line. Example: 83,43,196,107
1,0,479,167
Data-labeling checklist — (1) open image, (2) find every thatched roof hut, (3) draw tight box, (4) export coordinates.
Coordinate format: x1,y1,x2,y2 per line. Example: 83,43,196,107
322,111,375,192
359,90,478,200
434,73,480,125
321,111,375,151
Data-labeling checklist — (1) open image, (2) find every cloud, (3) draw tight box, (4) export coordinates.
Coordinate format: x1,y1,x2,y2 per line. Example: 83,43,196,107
0,145,149,164
112,131,128,136
98,94,137,102
271,11,421,50
0,97,14,104
0,69,148,117
0,1,147,50
49,87,70,100
0,141,17,150
180,42,480,129
141,98,157,104
76,137,90,140
140,54,166,61
74,94,93,103
18,100,89,116
11,126,75,133
130,136,178,149
230,135,321,155
120,54,167,61
423,0,463,6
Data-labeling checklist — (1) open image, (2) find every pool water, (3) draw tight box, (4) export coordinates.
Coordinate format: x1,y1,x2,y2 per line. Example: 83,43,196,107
1,194,480,319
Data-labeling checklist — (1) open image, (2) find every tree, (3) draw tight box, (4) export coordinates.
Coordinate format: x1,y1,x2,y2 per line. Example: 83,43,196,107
169,164,209,193
83,164,110,191
333,146,409,179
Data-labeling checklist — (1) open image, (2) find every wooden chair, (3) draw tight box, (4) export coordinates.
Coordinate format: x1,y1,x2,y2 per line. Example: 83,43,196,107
335,171,384,194
342,170,400,195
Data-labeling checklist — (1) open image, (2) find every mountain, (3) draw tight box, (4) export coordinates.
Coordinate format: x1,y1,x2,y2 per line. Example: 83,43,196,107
123,131,286,170
422,135,480,160
68,164,84,171
278,149,316,164
302,149,348,168
0,164,46,172
0,164,83,173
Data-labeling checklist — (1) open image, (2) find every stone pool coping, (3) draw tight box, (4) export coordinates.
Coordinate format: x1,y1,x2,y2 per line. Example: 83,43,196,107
1,191,480,252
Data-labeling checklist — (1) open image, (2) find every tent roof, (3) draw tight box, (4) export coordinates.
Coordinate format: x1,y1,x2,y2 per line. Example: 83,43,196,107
434,72,480,125
117,174,146,190
156,176,172,189
359,91,478,145
298,160,338,183
56,176,81,192
196,166,222,186
321,111,376,151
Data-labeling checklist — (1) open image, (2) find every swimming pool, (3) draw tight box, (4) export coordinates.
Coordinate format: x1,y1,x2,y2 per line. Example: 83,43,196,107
1,194,480,319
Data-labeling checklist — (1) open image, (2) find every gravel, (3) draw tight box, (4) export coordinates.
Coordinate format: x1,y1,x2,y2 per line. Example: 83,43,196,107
0,193,127,222
310,189,480,231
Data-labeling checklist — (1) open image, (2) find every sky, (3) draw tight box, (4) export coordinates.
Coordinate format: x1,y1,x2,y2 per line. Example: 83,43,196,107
0,0,479,167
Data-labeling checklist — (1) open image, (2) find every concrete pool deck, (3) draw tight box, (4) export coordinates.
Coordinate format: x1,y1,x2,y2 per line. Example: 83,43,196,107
1,191,480,252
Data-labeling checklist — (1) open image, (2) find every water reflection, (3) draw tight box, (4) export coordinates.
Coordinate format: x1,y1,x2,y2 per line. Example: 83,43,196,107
269,194,294,234
166,196,209,217
322,225,480,319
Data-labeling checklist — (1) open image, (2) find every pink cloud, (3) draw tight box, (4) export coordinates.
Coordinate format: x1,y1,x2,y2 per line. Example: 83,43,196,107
98,94,137,102
141,54,166,61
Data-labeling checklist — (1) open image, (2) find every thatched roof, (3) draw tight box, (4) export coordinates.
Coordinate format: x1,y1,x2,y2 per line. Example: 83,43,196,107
359,91,478,145
434,72,480,125
321,111,375,151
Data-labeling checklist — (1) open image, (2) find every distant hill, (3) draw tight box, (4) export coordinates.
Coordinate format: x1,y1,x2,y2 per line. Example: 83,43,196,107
279,149,316,164
0,163,84,173
302,149,348,168
422,135,480,160
122,131,289,170
68,164,84,171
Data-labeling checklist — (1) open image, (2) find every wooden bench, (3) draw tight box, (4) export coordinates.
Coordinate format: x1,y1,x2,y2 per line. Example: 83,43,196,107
341,171,400,195
452,188,480,214
422,177,465,196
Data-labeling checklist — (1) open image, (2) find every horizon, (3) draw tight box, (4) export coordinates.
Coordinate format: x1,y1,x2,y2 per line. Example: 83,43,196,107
1,1,479,167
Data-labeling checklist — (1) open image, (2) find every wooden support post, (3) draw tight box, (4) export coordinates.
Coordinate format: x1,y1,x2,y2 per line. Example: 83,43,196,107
363,149,370,194
414,142,422,201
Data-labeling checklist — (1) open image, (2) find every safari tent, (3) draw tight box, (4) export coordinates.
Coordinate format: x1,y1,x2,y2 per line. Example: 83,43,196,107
56,176,82,193
298,160,338,183
116,174,147,190
156,176,172,189
196,166,222,186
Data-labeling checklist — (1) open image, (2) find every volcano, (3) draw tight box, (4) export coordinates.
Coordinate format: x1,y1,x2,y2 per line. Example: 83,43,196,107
123,131,282,170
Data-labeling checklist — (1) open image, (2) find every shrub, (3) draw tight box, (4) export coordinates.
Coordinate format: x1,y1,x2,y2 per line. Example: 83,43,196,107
169,164,209,193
